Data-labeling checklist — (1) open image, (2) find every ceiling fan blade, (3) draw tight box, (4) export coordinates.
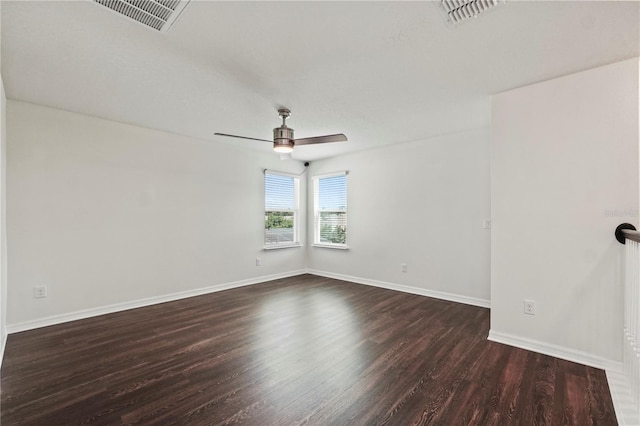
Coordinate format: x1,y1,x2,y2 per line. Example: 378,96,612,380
214,133,272,143
293,134,348,146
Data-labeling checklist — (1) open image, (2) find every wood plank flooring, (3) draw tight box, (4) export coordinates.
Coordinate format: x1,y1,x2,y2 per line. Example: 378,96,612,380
1,274,616,425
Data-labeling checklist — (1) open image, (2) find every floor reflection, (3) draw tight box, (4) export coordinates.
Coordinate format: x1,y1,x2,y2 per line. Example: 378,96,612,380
252,287,365,406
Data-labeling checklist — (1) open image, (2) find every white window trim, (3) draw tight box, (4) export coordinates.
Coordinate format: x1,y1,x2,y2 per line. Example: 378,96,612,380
264,169,304,178
264,243,303,251
264,170,301,250
312,171,348,249
311,243,349,250
313,170,348,179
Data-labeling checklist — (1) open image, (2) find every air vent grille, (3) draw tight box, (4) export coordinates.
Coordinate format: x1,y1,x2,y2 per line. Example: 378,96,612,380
94,0,191,32
439,0,503,26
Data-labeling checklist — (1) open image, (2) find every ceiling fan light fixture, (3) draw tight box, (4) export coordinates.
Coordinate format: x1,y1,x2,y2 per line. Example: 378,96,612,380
273,142,294,154
273,120,295,153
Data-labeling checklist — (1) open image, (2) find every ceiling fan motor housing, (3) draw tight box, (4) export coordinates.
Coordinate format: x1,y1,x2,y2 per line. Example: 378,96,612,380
273,126,295,150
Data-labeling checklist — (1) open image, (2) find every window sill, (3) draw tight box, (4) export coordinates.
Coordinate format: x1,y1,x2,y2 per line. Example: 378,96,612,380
312,244,349,250
263,243,302,251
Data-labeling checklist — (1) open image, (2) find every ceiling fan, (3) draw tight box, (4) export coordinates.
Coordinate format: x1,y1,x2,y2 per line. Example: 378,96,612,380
215,108,347,154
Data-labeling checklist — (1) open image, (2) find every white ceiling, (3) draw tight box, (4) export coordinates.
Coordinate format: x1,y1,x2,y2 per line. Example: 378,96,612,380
2,1,639,161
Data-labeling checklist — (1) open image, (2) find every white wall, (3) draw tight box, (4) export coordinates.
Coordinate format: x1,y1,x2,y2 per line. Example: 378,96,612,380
307,129,491,305
0,77,7,360
491,58,639,365
7,100,307,328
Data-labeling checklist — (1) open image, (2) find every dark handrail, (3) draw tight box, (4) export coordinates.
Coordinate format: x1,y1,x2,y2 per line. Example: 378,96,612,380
616,223,640,244
622,229,640,244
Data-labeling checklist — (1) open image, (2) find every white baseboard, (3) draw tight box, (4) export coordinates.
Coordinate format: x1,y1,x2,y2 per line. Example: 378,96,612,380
6,270,307,334
487,329,617,371
0,327,6,369
489,330,631,424
307,269,491,308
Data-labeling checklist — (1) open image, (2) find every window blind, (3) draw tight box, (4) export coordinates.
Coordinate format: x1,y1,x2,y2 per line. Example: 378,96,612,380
265,172,299,247
265,174,295,211
313,173,347,247
317,175,347,211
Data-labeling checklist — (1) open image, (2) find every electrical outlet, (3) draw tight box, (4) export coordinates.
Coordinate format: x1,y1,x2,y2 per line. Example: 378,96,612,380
401,263,407,273
524,299,536,315
34,286,47,299
256,258,261,267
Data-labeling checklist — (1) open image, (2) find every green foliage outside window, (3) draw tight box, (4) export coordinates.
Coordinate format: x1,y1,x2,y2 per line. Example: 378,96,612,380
265,212,294,229
320,224,346,244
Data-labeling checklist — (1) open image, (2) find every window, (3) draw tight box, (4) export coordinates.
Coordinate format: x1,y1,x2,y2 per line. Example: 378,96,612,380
313,172,347,248
264,171,300,248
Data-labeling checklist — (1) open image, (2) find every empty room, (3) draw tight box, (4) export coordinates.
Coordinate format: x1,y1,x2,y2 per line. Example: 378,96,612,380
0,0,639,425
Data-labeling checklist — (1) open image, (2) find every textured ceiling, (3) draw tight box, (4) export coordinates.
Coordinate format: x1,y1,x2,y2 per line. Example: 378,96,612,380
2,1,639,161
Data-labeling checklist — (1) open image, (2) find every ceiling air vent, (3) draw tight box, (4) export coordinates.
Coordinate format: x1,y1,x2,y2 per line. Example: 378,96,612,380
439,0,504,26
94,0,191,32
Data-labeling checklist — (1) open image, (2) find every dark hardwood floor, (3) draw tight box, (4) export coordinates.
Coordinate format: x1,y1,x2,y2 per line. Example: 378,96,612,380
1,274,616,425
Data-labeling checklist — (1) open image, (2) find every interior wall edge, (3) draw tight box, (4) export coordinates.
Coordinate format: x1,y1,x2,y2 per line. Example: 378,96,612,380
6,269,308,334
7,268,493,335
487,329,618,371
307,269,491,308
489,326,634,424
